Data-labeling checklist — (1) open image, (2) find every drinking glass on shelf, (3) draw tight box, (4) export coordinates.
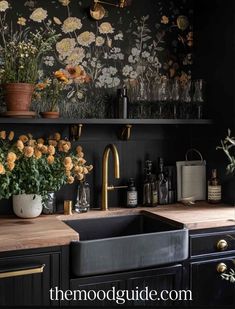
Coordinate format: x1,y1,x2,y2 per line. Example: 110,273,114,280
171,78,181,119
192,79,205,119
180,80,192,119
158,77,171,119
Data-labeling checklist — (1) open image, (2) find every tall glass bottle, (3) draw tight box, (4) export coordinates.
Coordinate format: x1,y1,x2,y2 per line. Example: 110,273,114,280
157,158,169,205
75,180,90,213
143,160,158,207
208,169,221,204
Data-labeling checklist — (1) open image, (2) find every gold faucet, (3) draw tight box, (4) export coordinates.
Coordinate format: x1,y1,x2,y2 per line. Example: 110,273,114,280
101,144,126,211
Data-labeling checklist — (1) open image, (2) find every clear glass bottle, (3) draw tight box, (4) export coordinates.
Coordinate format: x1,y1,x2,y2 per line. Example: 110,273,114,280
208,169,221,204
75,181,90,213
143,160,158,207
157,158,169,205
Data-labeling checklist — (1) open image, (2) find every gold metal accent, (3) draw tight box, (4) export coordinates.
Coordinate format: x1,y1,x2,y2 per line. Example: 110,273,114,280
70,124,83,141
216,263,227,273
101,144,120,211
90,0,129,20
217,239,228,251
108,185,128,190
64,200,73,215
120,124,132,140
0,264,45,279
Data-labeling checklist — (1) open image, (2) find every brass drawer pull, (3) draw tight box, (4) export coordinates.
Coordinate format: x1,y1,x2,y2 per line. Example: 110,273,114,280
217,239,228,251
216,263,227,273
0,264,45,279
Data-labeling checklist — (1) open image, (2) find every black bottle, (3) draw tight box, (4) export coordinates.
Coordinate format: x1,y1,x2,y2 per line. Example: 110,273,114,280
116,86,129,119
143,160,158,207
126,178,138,208
157,158,169,205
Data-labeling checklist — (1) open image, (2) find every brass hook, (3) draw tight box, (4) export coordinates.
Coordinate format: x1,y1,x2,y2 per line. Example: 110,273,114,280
120,124,132,141
70,124,83,141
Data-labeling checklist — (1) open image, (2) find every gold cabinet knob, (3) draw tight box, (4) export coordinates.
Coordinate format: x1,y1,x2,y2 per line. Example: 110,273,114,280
216,263,227,273
216,239,228,251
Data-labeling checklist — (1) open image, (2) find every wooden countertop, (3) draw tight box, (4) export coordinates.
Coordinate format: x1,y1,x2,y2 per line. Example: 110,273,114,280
0,215,79,253
0,202,235,253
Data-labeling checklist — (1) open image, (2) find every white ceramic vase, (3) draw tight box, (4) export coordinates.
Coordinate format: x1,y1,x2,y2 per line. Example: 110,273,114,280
13,194,43,218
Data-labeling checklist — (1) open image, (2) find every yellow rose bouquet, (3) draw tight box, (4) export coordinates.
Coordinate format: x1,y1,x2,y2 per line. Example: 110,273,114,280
0,130,93,200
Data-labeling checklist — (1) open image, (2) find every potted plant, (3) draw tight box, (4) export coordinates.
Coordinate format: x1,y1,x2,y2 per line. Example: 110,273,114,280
0,25,60,115
0,130,93,218
35,66,90,118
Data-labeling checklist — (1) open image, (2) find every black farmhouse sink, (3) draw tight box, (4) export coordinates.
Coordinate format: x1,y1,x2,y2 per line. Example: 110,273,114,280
64,213,188,277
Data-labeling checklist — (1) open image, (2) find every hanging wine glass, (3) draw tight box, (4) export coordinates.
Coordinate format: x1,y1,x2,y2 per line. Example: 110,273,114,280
181,80,192,119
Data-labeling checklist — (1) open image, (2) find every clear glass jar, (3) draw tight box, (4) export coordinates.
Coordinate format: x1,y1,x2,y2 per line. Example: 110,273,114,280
42,192,56,214
75,181,90,213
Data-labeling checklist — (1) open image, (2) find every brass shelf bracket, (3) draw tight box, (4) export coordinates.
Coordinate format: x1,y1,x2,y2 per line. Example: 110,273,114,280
120,124,132,141
70,124,83,141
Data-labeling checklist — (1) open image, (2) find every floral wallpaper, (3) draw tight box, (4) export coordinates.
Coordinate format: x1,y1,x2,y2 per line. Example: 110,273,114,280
0,0,193,118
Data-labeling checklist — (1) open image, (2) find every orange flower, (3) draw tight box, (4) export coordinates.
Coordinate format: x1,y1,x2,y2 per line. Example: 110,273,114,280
19,135,28,143
36,82,47,90
34,149,42,159
16,140,24,152
48,145,55,155
67,176,74,184
64,157,72,166
24,146,34,158
48,139,57,147
54,70,69,83
0,163,6,175
7,152,17,163
77,173,84,181
8,131,14,141
47,155,55,164
161,15,169,24
76,145,83,153
54,132,61,141
37,138,45,144
0,131,6,140
7,161,15,171
41,145,48,154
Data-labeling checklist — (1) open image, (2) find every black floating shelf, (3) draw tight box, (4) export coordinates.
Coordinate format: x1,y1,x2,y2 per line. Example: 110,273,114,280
0,118,213,125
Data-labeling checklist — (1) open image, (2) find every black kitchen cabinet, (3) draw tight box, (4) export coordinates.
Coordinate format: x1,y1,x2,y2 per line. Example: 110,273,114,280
190,256,235,307
70,264,183,307
0,246,69,307
187,226,235,308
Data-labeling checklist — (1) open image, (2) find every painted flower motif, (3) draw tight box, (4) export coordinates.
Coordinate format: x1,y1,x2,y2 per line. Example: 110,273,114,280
77,31,95,47
44,56,55,67
56,38,76,59
122,65,133,77
0,0,9,12
142,51,150,58
62,17,82,33
114,32,123,41
17,17,27,26
95,36,105,47
30,8,48,22
65,47,85,65
130,71,138,79
98,22,114,34
59,0,70,6
131,47,141,57
53,17,62,25
161,15,169,24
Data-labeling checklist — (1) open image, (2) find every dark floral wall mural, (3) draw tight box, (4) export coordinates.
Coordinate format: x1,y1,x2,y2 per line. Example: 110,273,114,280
0,0,194,118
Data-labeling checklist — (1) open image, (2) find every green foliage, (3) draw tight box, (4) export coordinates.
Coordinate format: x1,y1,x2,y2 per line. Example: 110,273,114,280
217,129,235,174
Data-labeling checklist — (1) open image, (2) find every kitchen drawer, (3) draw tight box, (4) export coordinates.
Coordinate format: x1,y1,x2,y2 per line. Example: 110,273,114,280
190,230,235,257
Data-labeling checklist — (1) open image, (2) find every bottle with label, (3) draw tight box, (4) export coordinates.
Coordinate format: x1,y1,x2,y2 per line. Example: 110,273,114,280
143,160,158,207
208,169,221,204
116,86,129,119
157,158,169,205
126,178,138,208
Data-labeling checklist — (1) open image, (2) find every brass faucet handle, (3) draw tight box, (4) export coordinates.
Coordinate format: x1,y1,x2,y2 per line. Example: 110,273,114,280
108,185,128,191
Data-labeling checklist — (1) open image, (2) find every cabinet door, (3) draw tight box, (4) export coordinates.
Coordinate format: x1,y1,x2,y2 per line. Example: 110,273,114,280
190,256,235,307
70,264,183,307
127,264,183,307
0,252,60,307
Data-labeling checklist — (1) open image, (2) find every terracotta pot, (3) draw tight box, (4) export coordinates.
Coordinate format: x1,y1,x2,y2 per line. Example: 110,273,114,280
3,83,34,112
40,112,60,119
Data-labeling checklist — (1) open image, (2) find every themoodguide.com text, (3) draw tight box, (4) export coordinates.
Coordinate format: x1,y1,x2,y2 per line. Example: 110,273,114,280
50,286,193,304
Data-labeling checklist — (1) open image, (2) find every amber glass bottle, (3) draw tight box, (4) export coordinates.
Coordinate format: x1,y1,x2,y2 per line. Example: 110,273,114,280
208,169,221,204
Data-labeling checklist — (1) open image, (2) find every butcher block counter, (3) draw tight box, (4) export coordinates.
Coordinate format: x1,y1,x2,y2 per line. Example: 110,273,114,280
0,201,235,252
